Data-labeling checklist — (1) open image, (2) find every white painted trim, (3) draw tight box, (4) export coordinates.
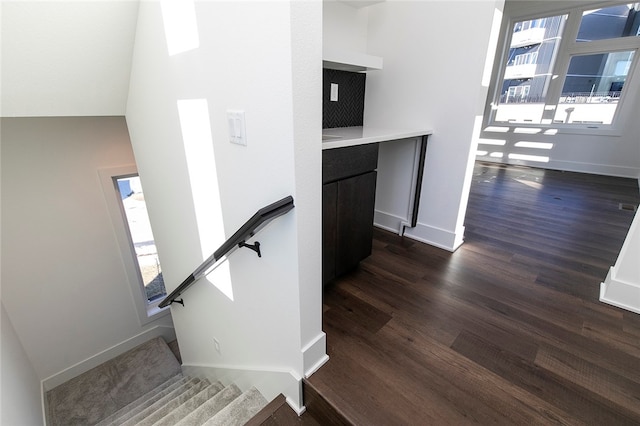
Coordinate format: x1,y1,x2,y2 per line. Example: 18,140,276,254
97,165,173,326
305,354,330,379
301,332,329,378
374,210,407,235
375,210,465,251
600,267,640,315
475,155,640,179
41,380,48,426
42,326,176,391
542,158,639,180
181,363,304,414
403,222,464,252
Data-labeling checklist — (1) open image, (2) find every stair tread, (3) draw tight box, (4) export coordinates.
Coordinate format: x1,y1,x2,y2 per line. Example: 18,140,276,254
101,377,198,426
119,378,210,426
46,337,181,426
95,375,186,426
174,383,243,426
46,337,275,426
203,387,268,426
151,381,225,426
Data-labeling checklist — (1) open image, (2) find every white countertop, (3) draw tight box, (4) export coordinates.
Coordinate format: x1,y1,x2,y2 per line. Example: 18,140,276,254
322,126,433,150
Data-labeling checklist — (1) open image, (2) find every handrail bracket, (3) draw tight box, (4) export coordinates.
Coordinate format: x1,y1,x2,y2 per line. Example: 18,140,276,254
239,241,261,257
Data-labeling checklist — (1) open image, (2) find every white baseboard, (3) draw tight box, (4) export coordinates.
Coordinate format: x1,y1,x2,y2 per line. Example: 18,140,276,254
374,210,406,235
42,326,176,391
546,159,639,179
302,332,329,378
375,210,465,252
42,381,48,426
600,267,640,315
403,223,464,252
182,363,304,414
476,156,640,180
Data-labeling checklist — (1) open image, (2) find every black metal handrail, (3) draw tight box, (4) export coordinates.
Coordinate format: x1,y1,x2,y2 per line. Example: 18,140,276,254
159,195,295,308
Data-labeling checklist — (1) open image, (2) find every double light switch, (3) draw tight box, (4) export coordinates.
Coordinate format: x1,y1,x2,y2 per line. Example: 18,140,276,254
227,110,247,146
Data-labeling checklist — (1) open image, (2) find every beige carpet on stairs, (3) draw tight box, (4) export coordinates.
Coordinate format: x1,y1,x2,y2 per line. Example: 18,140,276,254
46,337,181,426
45,336,269,425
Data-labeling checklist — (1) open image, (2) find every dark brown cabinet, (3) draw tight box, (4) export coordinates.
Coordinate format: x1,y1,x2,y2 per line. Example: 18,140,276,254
322,182,338,283
322,143,379,285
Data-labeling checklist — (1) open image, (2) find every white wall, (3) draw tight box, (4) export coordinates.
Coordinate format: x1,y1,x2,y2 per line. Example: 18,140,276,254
290,0,327,377
126,0,323,407
476,0,640,179
1,301,44,426
364,1,505,250
476,124,640,178
0,117,174,383
323,1,370,54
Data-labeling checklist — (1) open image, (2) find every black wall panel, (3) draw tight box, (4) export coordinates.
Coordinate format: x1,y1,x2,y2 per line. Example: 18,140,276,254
323,69,366,129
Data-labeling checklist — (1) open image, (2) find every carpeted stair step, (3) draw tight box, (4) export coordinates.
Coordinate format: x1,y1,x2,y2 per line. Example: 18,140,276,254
152,381,226,426
95,375,188,426
100,377,203,426
116,377,210,426
203,387,268,426
46,335,271,426
46,337,182,426
174,383,243,426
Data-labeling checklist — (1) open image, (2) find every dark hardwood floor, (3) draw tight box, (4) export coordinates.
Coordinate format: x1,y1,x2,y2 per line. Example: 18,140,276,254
305,161,640,425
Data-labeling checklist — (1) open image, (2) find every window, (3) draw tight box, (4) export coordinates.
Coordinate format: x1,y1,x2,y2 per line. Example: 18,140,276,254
488,2,640,131
555,51,635,124
577,4,640,42
514,51,538,65
506,84,531,103
514,18,547,32
99,165,169,325
115,176,167,304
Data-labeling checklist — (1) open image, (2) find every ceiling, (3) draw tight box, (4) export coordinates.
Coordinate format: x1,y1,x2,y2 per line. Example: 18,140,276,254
1,1,140,117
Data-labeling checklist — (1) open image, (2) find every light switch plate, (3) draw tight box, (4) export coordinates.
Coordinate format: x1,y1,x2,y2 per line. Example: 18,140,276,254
330,83,339,102
227,110,247,146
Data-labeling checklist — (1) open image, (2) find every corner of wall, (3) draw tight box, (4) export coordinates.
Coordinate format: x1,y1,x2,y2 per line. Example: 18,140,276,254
599,210,640,313
301,332,329,379
600,267,640,315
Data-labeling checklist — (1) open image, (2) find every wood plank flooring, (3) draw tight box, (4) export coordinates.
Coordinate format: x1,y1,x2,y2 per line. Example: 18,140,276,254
305,162,640,425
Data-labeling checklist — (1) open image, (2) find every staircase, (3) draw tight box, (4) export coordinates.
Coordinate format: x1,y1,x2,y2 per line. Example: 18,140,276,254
45,337,269,426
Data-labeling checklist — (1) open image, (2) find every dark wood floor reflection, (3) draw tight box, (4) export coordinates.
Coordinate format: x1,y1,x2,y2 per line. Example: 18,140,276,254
306,162,640,425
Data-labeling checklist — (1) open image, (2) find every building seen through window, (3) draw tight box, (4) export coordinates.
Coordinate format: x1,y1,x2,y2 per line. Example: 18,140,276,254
492,2,640,127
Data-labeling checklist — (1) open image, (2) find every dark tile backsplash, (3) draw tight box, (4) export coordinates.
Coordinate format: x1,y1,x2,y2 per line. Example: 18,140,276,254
323,69,366,129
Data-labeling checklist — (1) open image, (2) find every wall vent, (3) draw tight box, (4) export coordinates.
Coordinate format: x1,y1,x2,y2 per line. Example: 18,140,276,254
619,203,638,212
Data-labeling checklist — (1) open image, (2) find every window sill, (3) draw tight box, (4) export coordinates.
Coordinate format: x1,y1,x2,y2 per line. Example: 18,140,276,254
142,301,171,325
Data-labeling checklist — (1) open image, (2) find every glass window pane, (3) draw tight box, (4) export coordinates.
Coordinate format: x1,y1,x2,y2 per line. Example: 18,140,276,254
554,51,635,124
577,4,640,42
116,176,167,303
494,14,567,124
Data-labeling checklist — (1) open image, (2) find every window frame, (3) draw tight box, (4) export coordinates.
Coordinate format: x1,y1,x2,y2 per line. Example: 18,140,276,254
99,165,170,326
484,1,640,136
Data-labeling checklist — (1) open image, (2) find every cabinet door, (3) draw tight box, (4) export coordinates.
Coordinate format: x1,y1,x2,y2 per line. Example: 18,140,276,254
336,171,377,277
322,182,337,285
